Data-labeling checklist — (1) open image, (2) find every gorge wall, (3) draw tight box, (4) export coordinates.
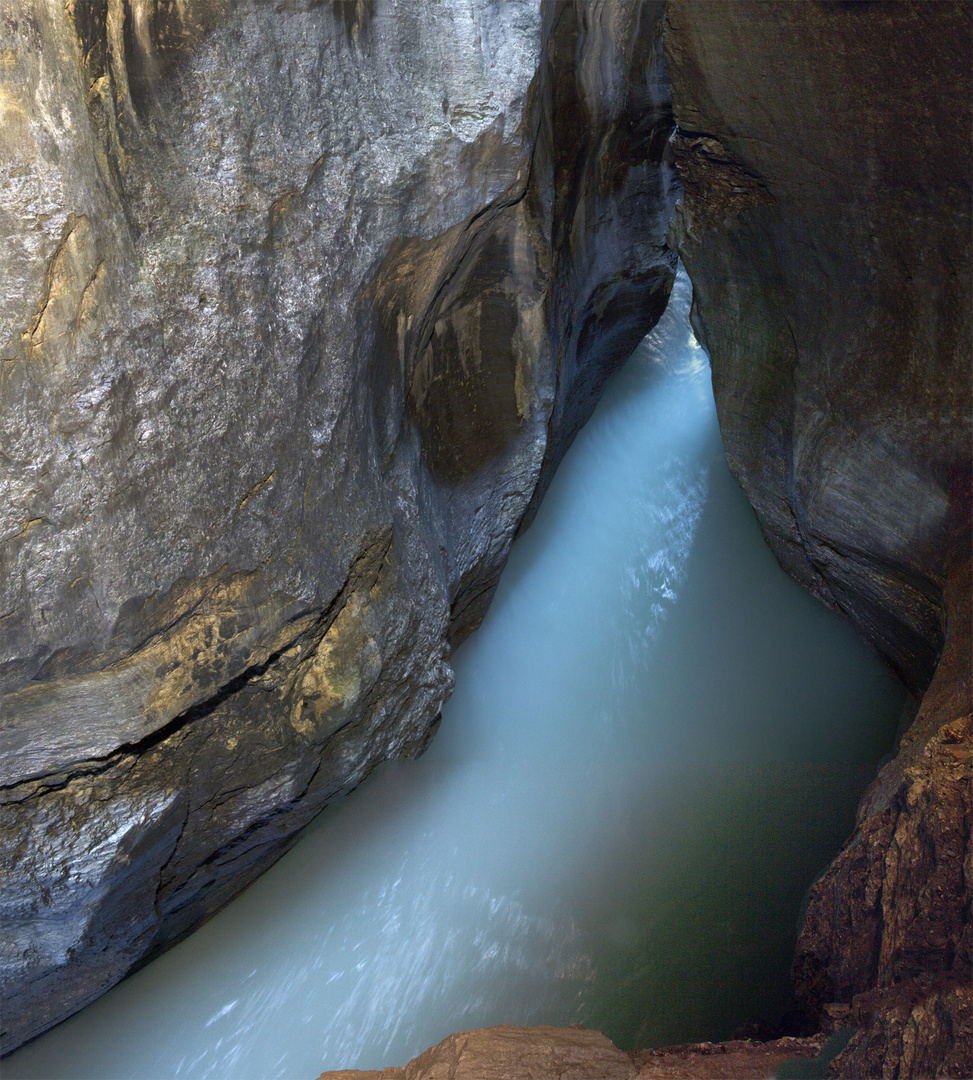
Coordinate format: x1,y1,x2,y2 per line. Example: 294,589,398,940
1,2,970,1077
0,0,676,1053
665,2,971,1076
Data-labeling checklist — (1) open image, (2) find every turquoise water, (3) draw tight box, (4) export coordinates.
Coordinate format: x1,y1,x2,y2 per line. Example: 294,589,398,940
5,271,905,1078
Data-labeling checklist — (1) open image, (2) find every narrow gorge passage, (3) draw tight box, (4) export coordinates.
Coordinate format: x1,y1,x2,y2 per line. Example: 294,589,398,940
4,272,906,1080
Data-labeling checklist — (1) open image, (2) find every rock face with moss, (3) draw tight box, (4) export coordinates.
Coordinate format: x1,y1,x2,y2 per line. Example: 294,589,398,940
664,2,971,1076
0,0,676,1053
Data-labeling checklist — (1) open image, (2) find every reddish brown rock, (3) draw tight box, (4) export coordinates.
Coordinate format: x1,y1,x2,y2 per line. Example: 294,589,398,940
316,1024,639,1080
317,1029,830,1080
794,492,972,1078
631,1035,826,1079
829,976,973,1080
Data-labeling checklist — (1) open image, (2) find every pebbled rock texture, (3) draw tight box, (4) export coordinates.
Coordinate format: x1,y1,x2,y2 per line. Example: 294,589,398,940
628,1035,827,1079
0,0,676,1053
665,2,971,1077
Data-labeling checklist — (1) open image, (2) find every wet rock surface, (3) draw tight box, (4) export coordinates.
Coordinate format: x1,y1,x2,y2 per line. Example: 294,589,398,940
665,0,971,695
3,1,969,1071
0,0,675,1053
630,1035,826,1079
665,2,971,1076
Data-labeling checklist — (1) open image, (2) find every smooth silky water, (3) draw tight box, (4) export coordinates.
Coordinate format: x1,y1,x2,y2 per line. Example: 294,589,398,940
6,271,906,1079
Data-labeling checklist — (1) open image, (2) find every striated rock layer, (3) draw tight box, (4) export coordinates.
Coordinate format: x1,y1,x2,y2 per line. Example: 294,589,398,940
665,2,971,1077
0,0,676,1053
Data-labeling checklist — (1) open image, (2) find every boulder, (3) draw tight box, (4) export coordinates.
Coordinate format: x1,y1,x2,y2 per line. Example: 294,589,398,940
316,1024,638,1080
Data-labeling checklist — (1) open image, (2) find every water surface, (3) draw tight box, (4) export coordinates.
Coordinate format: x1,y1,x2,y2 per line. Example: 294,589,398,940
5,271,905,1078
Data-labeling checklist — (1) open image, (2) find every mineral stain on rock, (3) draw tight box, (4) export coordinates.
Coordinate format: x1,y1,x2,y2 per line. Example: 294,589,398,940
0,0,676,1055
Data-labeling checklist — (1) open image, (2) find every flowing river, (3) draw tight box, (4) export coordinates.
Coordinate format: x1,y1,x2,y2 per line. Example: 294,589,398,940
5,270,905,1079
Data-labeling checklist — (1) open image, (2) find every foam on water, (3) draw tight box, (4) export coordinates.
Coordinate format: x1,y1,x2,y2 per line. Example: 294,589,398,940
5,270,905,1079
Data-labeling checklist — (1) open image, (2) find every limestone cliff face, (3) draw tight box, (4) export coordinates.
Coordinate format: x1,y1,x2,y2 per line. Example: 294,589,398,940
664,2,971,1076
0,0,676,1053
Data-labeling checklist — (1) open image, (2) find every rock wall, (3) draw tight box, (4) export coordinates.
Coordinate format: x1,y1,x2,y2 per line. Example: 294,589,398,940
5,1,967,1071
664,2,971,1076
0,0,676,1053
794,484,972,1079
666,0,971,696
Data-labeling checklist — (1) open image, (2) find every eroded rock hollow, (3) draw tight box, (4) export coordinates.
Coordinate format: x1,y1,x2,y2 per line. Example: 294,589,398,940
1,0,676,1053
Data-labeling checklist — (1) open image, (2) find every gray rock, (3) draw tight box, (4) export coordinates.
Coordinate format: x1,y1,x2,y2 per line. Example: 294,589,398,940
665,0,971,694
0,0,676,1054
664,3,971,1076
